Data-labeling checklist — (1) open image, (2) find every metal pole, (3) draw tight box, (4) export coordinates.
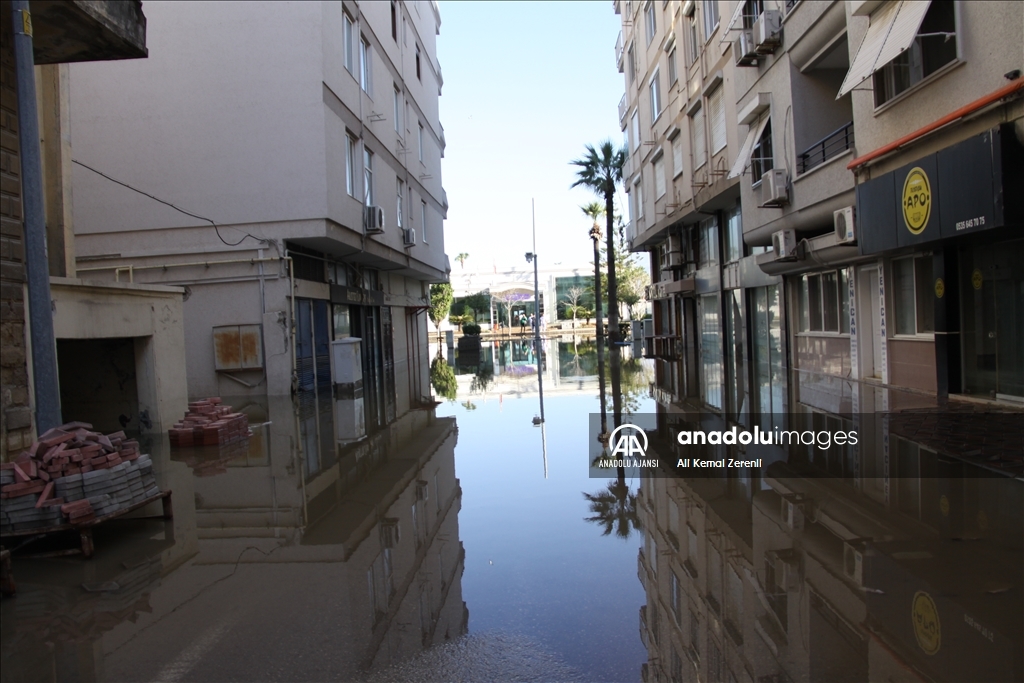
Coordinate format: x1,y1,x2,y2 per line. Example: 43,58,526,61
532,199,544,423
11,1,61,432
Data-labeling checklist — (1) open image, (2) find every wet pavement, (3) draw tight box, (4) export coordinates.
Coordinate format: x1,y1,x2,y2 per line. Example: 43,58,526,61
1,337,1022,682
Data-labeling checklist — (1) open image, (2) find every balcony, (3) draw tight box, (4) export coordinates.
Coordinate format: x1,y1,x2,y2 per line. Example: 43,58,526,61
616,31,624,72
798,121,854,174
618,93,628,125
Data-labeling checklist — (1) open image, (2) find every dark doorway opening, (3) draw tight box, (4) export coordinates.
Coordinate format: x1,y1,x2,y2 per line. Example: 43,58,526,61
56,338,139,434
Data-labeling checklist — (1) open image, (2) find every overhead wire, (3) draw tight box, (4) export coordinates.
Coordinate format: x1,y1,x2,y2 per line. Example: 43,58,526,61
71,158,266,247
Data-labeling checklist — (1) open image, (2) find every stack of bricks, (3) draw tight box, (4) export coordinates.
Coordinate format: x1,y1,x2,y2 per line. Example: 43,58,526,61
168,398,250,448
0,422,160,534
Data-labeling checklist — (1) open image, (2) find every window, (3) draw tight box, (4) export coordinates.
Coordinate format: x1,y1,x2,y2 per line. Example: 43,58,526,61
333,304,351,338
363,147,374,204
699,216,718,267
397,179,404,229
416,44,422,80
418,122,424,161
628,43,636,84
750,118,773,184
649,71,662,121
637,181,644,219
345,134,356,196
797,269,851,333
360,37,372,95
671,571,682,624
742,0,765,30
420,200,427,242
631,110,640,153
393,87,402,132
708,86,726,154
873,2,957,107
672,138,683,178
391,1,398,41
654,157,666,198
343,13,355,74
689,609,701,658
892,255,934,335
668,47,678,85
723,202,742,264
645,1,657,45
687,13,700,65
702,0,720,41
691,106,707,170
701,293,724,410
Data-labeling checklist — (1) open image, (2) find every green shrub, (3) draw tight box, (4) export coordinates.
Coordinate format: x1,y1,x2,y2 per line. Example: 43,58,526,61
463,323,481,336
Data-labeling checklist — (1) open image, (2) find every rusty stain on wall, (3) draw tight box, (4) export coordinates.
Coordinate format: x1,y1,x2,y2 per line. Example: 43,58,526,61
213,325,262,371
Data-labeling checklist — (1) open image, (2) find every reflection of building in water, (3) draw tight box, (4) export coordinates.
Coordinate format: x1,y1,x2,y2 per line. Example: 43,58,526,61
637,433,1022,683
1,397,465,680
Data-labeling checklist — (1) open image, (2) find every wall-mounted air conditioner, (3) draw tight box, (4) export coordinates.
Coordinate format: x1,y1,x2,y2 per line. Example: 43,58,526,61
760,168,789,207
735,30,757,66
364,205,385,233
780,494,805,532
772,229,797,260
667,233,682,253
843,541,864,587
643,319,655,339
667,252,684,268
754,10,783,54
834,206,856,244
402,227,416,246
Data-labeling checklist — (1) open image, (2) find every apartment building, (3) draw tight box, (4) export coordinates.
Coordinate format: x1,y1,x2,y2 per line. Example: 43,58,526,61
618,0,1023,417
66,2,448,429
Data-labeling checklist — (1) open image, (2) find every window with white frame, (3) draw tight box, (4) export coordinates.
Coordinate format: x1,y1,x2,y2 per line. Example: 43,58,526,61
363,147,374,205
631,110,640,154
637,180,644,219
668,46,678,86
418,122,424,161
654,156,666,198
873,2,957,107
702,0,719,41
708,86,726,154
672,137,683,178
396,179,404,228
343,13,355,74
420,200,428,242
628,186,637,223
687,12,700,64
345,134,356,196
691,106,706,170
628,43,637,84
649,71,662,121
750,118,773,184
360,37,372,95
797,269,851,333
645,1,657,45
623,127,630,158
892,255,934,335
393,86,401,133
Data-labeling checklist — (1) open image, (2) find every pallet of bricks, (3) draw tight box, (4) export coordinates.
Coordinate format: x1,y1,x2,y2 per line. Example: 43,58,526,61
168,397,251,448
0,422,160,535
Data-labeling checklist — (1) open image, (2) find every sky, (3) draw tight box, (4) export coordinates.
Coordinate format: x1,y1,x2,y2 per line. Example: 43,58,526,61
436,1,626,273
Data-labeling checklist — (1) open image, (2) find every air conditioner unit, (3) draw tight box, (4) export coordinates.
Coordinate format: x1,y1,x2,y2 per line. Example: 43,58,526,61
753,10,783,54
380,518,401,548
834,206,856,244
843,541,864,587
667,252,684,268
734,30,758,66
760,168,789,207
644,285,652,300
402,227,416,247
775,550,801,590
643,319,655,339
780,494,805,531
772,229,797,260
364,205,385,233
667,233,682,253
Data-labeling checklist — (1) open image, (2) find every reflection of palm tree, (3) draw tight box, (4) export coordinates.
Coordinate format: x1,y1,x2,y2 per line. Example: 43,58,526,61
583,478,641,539
455,252,469,269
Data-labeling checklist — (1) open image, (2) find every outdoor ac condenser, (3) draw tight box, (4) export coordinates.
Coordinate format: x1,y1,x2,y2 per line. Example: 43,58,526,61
330,338,362,389
834,206,856,244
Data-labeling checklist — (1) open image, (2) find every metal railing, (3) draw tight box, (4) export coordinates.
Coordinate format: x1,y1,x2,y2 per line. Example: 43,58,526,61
619,93,628,123
798,121,854,174
615,31,624,68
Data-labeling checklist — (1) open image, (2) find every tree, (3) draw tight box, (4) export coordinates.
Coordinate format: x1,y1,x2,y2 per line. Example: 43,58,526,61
562,285,586,326
618,254,650,321
582,479,641,539
429,282,453,335
430,353,457,400
571,142,626,342
493,289,530,334
455,252,469,270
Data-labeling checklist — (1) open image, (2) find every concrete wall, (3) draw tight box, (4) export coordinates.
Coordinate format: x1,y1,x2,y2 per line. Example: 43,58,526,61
50,277,188,435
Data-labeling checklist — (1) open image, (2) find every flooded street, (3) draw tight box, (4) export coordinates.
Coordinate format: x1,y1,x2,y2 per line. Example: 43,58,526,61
1,338,1022,682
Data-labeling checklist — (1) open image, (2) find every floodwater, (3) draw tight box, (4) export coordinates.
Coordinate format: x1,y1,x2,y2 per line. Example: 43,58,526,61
1,337,1022,682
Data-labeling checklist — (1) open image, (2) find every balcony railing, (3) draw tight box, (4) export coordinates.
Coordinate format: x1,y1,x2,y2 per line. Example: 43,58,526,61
618,93,627,124
615,31,624,72
798,121,854,174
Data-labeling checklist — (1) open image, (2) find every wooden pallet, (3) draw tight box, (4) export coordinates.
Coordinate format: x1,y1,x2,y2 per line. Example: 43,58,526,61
0,490,172,559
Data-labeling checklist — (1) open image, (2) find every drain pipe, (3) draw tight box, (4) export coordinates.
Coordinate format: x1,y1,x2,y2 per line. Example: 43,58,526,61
11,2,61,431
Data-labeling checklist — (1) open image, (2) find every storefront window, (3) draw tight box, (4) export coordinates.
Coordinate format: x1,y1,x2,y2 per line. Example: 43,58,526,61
333,304,351,339
892,255,933,335
699,217,719,268
700,294,723,410
797,270,850,334
723,203,742,264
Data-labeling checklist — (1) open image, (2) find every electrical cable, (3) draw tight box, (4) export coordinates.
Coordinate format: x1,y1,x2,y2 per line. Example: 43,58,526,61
71,159,266,247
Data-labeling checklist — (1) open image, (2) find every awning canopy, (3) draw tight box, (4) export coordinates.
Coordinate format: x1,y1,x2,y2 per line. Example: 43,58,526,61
728,114,771,179
720,0,748,41
838,0,932,98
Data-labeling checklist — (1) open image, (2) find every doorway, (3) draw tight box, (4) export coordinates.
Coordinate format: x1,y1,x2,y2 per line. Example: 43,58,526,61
857,265,883,380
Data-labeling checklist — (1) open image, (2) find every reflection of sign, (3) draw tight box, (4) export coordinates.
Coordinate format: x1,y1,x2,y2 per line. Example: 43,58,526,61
913,591,941,655
902,167,932,234
972,269,983,290
934,278,945,299
939,494,949,516
609,424,649,458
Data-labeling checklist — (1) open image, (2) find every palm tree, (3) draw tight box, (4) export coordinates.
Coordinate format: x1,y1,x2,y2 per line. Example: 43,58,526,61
571,141,625,343
581,201,607,440
582,479,641,539
455,252,469,270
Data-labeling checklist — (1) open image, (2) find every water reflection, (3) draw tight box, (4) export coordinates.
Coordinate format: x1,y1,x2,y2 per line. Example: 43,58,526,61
0,393,465,681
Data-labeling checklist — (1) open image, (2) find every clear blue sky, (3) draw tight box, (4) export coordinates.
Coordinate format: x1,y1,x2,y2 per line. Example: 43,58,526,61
437,1,626,272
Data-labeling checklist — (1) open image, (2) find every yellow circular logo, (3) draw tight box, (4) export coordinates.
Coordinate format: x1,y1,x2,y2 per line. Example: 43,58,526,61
934,278,945,299
912,591,941,655
972,269,983,290
902,167,932,235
